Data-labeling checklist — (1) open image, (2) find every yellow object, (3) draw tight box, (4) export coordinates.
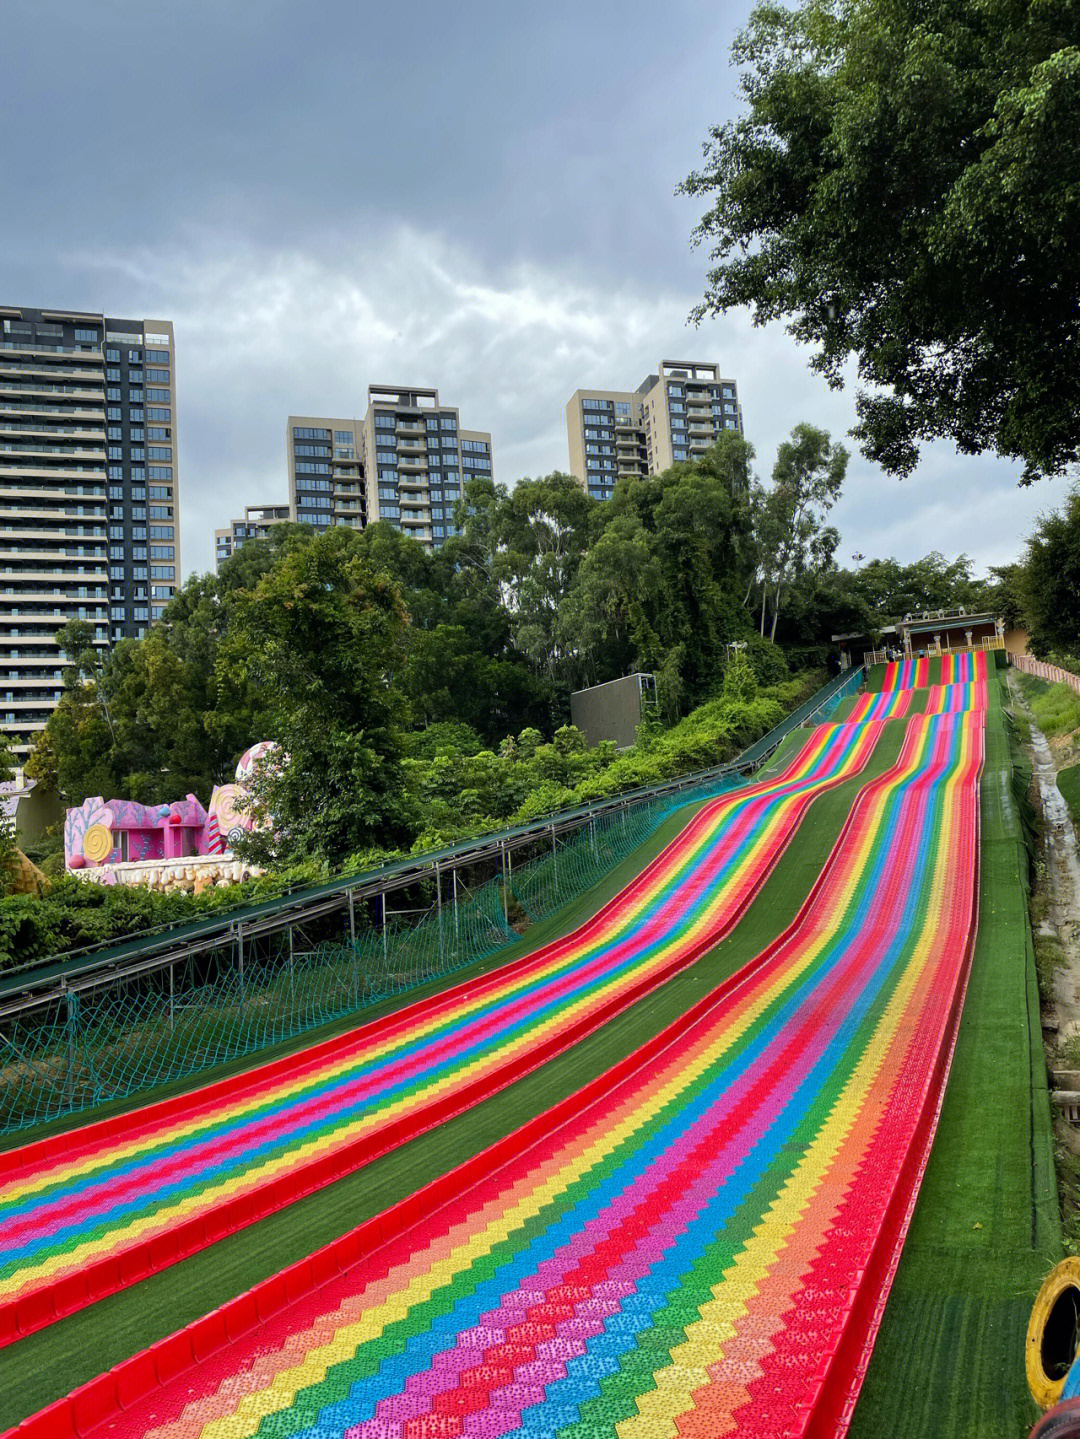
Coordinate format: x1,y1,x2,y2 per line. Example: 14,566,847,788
1027,1257,1080,1409
82,824,114,864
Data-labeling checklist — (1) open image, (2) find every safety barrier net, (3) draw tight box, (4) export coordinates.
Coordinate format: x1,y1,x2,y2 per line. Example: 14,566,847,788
0,775,737,1136
0,670,866,1139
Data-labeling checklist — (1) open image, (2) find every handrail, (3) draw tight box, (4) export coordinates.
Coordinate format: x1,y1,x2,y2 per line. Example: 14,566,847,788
0,665,864,1004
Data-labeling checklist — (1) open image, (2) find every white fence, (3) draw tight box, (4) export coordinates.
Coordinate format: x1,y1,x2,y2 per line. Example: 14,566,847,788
1009,652,1080,695
863,634,1005,669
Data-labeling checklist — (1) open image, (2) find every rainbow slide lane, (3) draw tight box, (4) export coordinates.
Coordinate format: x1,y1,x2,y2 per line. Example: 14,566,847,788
0,717,885,1348
924,681,988,715
19,700,984,1439
880,650,989,692
845,689,913,723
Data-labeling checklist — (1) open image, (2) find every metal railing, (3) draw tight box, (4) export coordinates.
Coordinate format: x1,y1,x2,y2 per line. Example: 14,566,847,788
863,635,1005,668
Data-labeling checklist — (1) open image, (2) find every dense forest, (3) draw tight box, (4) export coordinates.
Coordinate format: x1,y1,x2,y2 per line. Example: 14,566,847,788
11,427,1054,888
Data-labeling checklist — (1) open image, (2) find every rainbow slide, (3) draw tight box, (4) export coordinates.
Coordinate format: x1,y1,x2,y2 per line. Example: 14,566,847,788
0,718,884,1347
846,689,913,723
20,702,983,1439
880,650,989,692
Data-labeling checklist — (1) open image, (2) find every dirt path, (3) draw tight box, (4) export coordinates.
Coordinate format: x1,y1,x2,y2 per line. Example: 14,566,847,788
1010,672,1080,1044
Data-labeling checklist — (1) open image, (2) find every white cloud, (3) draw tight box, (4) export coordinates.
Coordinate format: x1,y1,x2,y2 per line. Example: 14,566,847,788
69,230,1069,578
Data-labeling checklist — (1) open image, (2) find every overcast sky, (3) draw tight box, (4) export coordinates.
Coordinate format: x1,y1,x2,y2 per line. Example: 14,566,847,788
2,0,1066,577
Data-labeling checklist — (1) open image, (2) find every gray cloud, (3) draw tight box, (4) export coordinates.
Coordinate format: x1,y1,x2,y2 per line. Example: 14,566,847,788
2,0,1066,579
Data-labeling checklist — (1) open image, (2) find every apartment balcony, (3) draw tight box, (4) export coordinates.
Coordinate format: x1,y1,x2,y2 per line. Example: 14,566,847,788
0,362,104,384
0,465,106,482
0,388,104,405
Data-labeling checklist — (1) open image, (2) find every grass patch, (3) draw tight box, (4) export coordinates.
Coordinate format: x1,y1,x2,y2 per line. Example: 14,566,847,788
1035,932,1068,1005
1018,672,1080,738
1059,763,1080,832
1053,1141,1080,1257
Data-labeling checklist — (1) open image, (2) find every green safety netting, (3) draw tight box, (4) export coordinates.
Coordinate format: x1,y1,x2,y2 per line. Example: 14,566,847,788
0,772,744,1135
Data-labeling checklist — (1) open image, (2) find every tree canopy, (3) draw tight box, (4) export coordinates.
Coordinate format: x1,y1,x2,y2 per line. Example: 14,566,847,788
681,0,1080,483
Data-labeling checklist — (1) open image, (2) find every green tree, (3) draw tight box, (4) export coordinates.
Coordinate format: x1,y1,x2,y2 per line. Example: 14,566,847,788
845,552,991,622
1019,488,1080,656
219,527,412,864
757,425,847,641
682,0,1080,482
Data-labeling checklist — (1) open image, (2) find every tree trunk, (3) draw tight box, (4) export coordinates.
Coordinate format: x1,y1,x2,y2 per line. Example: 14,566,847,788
770,581,782,643
759,584,767,637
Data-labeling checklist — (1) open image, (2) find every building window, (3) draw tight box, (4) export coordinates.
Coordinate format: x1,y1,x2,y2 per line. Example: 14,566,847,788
147,447,171,461
105,348,120,362
145,349,169,364
292,426,328,440
148,466,172,480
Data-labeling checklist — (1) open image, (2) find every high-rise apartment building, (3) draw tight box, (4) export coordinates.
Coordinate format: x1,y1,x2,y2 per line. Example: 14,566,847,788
566,361,743,499
285,416,367,534
0,306,180,759
286,386,492,551
214,503,290,570
363,384,491,549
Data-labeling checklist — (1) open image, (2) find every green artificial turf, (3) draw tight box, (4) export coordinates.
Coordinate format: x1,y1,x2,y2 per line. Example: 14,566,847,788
850,678,1060,1439
0,723,904,1427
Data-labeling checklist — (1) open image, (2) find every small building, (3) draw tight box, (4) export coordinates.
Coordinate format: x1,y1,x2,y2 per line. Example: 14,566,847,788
0,773,61,851
570,673,657,751
833,610,1010,668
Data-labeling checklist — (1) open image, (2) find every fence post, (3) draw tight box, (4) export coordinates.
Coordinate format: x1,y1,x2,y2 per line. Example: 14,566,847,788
288,923,295,1004
436,862,444,967
381,891,388,970
62,981,76,1108
500,842,509,925
347,888,356,946
168,963,175,1034
236,924,245,1005
453,865,460,950
550,824,558,901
